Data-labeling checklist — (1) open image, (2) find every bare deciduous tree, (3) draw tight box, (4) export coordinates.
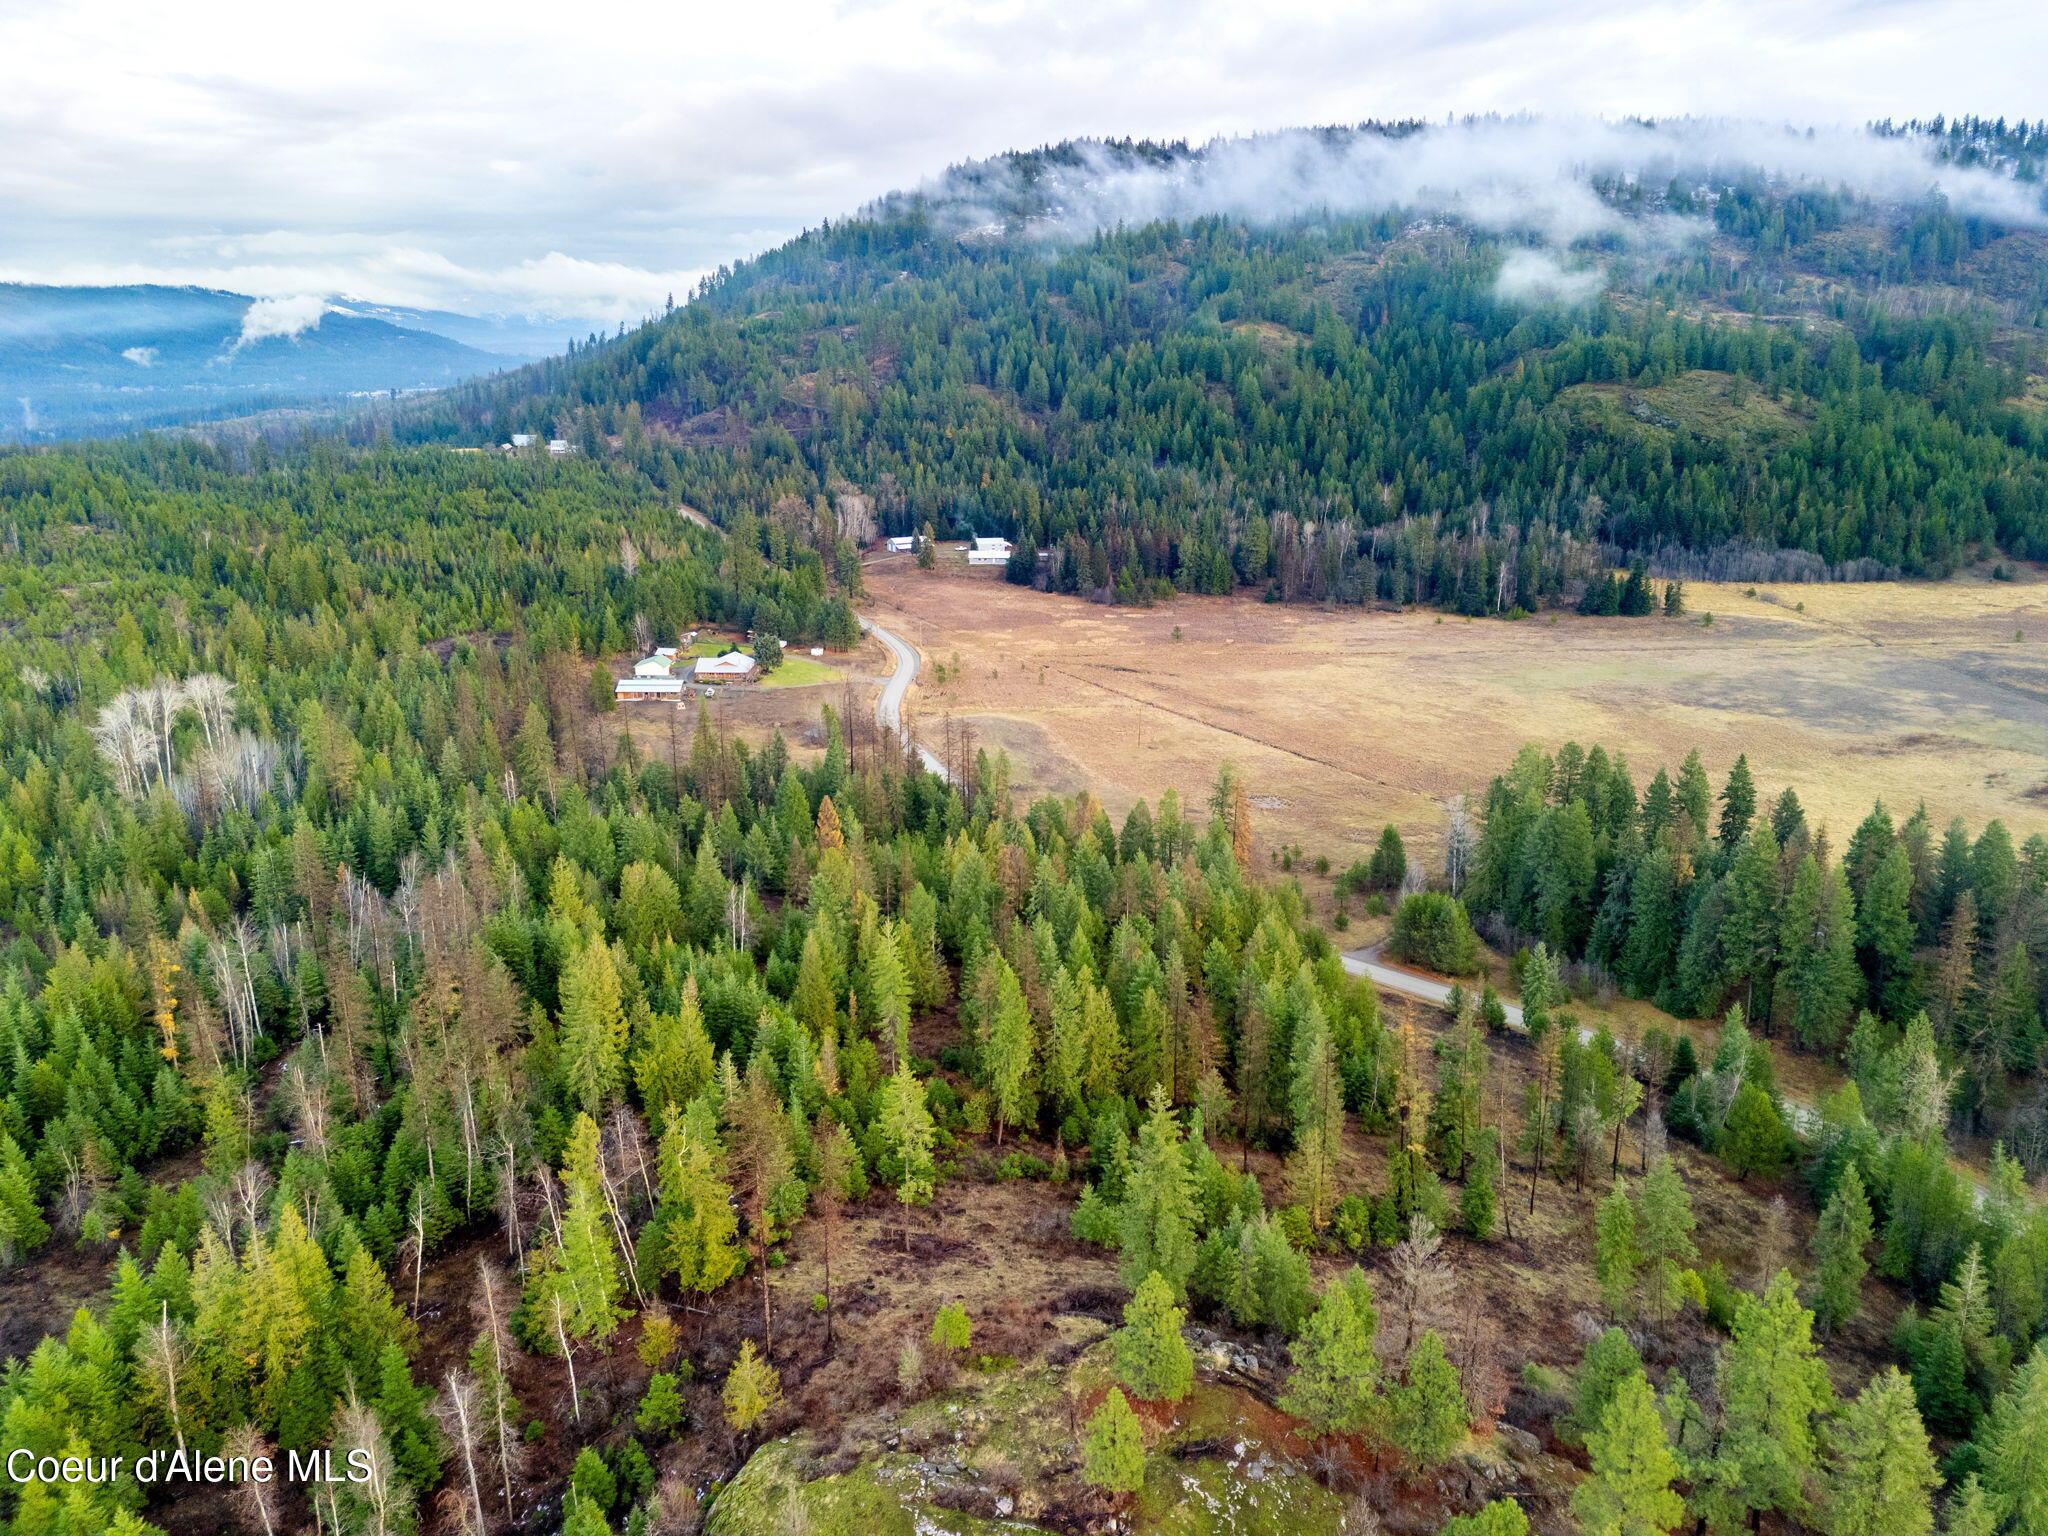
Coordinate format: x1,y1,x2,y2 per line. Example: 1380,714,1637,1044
1386,1215,1457,1361
435,1368,489,1536
224,1424,279,1535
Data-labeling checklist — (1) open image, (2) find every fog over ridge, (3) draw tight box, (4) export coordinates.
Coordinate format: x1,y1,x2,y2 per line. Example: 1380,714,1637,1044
893,117,2044,248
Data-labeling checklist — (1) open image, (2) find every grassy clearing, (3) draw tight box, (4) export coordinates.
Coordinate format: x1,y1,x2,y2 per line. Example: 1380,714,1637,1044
1552,368,1809,445
759,653,841,688
864,562,2048,883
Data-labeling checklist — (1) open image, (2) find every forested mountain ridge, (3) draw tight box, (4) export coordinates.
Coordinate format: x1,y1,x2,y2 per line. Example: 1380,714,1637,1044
395,118,2048,609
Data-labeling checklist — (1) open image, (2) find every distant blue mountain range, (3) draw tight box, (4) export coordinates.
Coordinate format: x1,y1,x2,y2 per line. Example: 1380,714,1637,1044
0,283,579,440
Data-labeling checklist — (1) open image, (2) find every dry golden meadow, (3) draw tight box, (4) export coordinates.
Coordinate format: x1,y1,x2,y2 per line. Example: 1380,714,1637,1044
861,558,2048,872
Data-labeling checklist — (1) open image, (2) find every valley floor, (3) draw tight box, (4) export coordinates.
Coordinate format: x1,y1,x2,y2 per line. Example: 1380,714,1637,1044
860,561,2048,878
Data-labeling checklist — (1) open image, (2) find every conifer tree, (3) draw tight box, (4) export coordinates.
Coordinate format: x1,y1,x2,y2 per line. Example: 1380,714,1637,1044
1704,1271,1834,1531
876,1063,936,1251
1721,827,1783,1015
1718,755,1757,848
1566,1327,1645,1445
1118,1087,1198,1297
1930,890,1981,1039
1595,1178,1642,1318
1442,1502,1531,1536
1634,1155,1697,1322
646,1103,743,1301
1078,973,1128,1103
0,1131,49,1263
1778,856,1862,1052
1082,1387,1146,1496
727,1059,793,1345
1391,1329,1466,1471
1460,1126,1500,1241
530,1113,626,1349
372,1342,444,1490
639,1370,685,1434
1984,944,2044,1077
866,918,912,1069
562,1488,614,1536
985,955,1035,1142
1427,1005,1486,1180
1573,1371,1685,1536
1823,1367,1938,1536
632,976,714,1116
811,1116,857,1344
792,927,840,1041
1978,1343,2048,1536
559,940,629,1115
1279,1269,1381,1436
722,1338,781,1434
1944,1476,2000,1536
1522,1018,1561,1215
930,1302,972,1354
1860,843,1920,1020
1113,1272,1194,1403
1721,1082,1791,1182
1812,1163,1874,1333
1286,1011,1346,1230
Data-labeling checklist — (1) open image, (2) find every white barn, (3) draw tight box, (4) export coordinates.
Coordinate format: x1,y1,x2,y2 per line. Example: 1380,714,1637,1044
885,534,923,553
694,652,759,684
967,537,1012,566
615,677,684,702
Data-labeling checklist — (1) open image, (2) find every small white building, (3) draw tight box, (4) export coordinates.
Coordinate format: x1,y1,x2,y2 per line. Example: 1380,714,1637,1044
885,534,923,553
509,433,535,448
547,439,573,455
694,652,759,684
615,677,685,703
967,536,1013,566
632,654,676,678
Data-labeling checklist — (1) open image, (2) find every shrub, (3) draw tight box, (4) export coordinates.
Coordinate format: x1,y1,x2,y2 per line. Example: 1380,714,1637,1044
1388,891,1482,976
930,1303,972,1352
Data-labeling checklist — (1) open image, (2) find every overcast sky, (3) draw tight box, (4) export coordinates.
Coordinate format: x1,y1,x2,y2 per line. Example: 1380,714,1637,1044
0,0,2042,323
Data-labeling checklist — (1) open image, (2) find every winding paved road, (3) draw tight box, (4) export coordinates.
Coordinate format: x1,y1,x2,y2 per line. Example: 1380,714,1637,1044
858,616,951,781
1341,941,1526,1028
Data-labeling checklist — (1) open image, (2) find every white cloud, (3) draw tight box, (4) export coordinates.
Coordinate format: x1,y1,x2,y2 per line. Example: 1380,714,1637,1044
120,346,157,365
1494,249,1606,305
0,0,2040,317
232,293,329,348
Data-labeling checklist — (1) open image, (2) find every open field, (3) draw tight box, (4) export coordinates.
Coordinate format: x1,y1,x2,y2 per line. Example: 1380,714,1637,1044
864,562,2048,874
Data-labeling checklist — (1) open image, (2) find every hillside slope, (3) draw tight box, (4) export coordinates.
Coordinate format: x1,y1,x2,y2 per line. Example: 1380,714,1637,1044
400,120,2048,610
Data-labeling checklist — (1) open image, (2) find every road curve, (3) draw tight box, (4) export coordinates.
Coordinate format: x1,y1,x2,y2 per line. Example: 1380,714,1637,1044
1342,940,1832,1138
1341,941,1526,1029
858,616,952,781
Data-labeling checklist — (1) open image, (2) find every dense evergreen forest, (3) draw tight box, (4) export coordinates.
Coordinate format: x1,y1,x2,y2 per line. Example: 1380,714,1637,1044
0,429,2041,1536
388,122,2048,611
1452,742,2048,1157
